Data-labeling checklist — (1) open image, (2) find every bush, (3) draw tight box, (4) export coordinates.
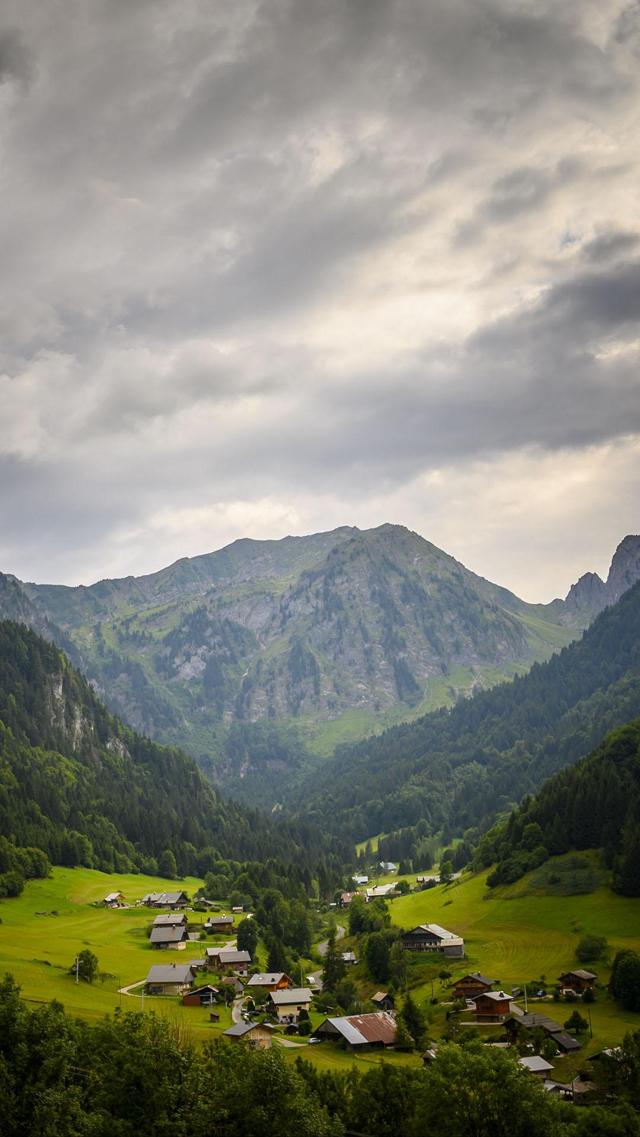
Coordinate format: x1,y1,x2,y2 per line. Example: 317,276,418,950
576,935,609,963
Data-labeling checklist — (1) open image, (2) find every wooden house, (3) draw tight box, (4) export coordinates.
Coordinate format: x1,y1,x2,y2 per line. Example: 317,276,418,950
145,963,197,996
519,1056,554,1077
149,925,189,950
142,891,190,909
316,1012,397,1050
267,987,313,1023
153,912,188,928
223,1022,274,1049
472,990,513,1022
103,891,125,908
182,984,219,1007
204,914,235,934
246,972,292,993
558,970,597,993
401,924,465,958
452,972,497,1000
371,991,395,1012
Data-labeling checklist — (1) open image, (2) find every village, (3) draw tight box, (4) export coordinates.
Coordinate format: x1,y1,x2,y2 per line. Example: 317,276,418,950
97,868,615,1101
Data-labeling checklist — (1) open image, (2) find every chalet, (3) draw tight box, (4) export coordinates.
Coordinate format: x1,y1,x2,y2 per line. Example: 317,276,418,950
153,912,188,928
316,1012,397,1050
452,973,496,1000
504,1013,581,1053
267,987,313,1023
149,925,189,950
371,991,395,1012
145,962,197,996
207,949,251,975
352,874,368,885
519,1056,554,1077
142,891,189,909
379,862,398,874
472,991,514,1023
401,924,465,958
558,970,597,993
205,915,235,933
341,951,358,966
366,884,397,900
103,891,125,908
182,984,219,1007
339,892,355,908
232,906,244,914
246,972,292,993
223,1022,274,1049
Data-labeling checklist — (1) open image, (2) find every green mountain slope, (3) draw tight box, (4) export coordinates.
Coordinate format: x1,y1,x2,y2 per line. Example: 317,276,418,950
477,718,640,894
293,579,640,843
1,526,638,802
0,620,346,879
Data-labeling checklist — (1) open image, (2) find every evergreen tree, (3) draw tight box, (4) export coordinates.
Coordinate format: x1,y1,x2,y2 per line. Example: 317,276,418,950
158,848,178,878
321,930,346,993
400,991,427,1049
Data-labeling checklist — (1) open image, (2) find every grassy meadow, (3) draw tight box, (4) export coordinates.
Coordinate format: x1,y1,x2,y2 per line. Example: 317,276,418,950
1,854,639,1078
0,868,236,1042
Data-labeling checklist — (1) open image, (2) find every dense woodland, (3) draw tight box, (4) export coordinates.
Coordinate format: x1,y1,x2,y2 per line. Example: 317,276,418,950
0,621,348,894
296,581,640,844
476,719,640,892
1,976,639,1137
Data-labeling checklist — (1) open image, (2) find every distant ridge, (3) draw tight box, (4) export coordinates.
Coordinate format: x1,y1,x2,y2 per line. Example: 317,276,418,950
0,526,638,802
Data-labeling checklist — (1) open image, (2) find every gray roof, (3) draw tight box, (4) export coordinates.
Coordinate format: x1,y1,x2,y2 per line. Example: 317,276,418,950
456,972,495,987
143,891,189,905
206,914,234,924
153,913,187,926
560,969,597,980
150,925,188,944
146,963,196,984
269,987,313,1005
246,973,288,987
104,891,123,901
218,950,251,965
224,1022,275,1038
519,1056,554,1073
472,990,511,1003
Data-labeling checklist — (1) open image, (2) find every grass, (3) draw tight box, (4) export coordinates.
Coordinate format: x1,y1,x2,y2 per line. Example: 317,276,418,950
388,855,640,1079
0,867,237,1043
2,855,639,1077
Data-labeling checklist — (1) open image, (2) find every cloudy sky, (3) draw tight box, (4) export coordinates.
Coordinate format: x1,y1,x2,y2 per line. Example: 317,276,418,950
1,0,639,601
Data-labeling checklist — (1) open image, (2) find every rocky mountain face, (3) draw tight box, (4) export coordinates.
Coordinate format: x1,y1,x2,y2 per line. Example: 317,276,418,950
1,526,638,798
561,535,640,624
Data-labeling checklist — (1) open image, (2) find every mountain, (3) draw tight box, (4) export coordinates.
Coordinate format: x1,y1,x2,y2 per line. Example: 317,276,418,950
0,620,346,880
291,579,640,844
477,718,640,895
1,526,638,800
560,534,640,624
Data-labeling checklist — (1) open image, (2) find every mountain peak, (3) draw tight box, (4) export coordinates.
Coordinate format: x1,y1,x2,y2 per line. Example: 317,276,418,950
606,534,640,604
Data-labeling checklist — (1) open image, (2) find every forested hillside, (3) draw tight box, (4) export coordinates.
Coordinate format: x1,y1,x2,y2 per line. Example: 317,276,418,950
477,719,640,892
295,580,640,843
0,525,595,791
0,621,347,891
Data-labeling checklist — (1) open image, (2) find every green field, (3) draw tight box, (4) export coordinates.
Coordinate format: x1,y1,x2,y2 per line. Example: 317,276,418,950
0,868,236,1042
1,858,639,1078
388,858,640,1075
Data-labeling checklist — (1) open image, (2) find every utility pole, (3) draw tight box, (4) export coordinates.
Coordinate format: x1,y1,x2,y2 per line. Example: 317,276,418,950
524,984,528,1013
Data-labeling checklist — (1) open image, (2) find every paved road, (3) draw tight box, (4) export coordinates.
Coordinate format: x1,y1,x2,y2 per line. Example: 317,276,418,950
316,924,345,957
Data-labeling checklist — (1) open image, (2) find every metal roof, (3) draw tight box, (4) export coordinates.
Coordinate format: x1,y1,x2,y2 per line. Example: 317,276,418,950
246,973,288,987
153,913,187,926
146,963,195,984
218,950,251,964
269,987,313,1005
320,1012,397,1046
519,1056,554,1073
150,925,188,943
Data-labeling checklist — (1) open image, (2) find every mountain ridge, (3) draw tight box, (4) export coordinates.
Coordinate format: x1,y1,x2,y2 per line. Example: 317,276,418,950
1,526,639,799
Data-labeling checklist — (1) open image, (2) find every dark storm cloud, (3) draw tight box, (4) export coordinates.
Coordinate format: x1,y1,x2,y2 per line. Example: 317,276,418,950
0,0,639,588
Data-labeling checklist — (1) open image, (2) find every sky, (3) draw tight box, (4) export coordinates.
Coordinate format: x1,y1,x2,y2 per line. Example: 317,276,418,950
1,0,639,602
